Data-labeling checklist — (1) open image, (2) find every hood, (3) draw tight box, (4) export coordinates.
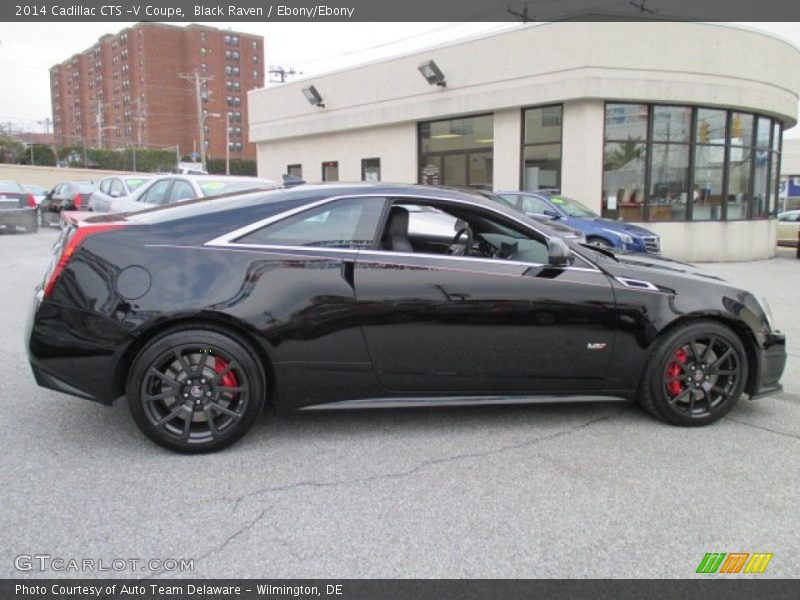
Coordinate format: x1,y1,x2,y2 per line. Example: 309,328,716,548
591,218,655,237
587,247,726,286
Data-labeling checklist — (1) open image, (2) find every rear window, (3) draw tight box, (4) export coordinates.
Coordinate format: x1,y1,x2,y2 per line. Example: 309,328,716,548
73,181,96,193
199,180,275,196
0,181,25,193
125,178,149,191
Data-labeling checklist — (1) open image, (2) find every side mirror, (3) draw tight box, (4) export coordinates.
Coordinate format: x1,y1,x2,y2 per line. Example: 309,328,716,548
543,209,561,220
110,190,121,198
547,237,574,267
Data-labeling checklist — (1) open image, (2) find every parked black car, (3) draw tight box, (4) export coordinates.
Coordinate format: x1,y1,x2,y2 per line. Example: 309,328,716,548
0,180,38,233
26,184,786,452
40,180,97,222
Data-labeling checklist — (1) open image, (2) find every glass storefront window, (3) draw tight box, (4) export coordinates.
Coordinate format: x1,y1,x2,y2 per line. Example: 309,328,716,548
693,145,725,221
696,109,727,144
604,102,782,222
418,114,493,188
653,106,691,143
727,147,752,220
649,144,689,221
756,117,771,149
603,141,646,221
752,149,770,218
605,103,648,141
361,158,380,182
522,144,560,191
523,106,562,144
322,161,338,182
730,112,754,147
522,105,562,191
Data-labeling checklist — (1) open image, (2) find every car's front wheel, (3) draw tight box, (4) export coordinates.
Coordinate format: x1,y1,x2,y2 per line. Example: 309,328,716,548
127,327,266,453
638,320,747,426
587,236,613,249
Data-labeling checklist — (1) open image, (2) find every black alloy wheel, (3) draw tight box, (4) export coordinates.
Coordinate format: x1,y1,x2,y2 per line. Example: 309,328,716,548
638,320,747,426
127,328,265,452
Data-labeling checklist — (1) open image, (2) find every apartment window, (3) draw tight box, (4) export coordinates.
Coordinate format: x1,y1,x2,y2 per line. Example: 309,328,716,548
253,55,259,64
232,36,239,45
322,161,339,182
233,51,240,60
522,105,562,192
225,50,232,60
224,35,231,44
361,158,381,182
253,70,260,79
252,41,258,51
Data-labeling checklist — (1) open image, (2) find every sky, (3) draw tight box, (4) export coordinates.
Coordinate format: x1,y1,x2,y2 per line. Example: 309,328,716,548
1,21,800,136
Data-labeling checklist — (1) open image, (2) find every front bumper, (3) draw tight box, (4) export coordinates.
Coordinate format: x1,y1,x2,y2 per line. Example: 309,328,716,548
749,331,787,400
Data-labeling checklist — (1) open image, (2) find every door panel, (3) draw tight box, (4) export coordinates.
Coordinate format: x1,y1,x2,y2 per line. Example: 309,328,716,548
354,252,617,393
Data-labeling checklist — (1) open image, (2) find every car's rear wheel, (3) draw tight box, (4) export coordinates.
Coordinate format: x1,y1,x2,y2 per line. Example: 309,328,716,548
638,320,747,426
127,328,265,453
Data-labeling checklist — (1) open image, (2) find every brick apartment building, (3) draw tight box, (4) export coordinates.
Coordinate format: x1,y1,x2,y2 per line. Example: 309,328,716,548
50,23,264,161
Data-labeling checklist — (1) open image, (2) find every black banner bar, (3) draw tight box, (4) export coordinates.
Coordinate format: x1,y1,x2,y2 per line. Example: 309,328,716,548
4,0,800,22
3,579,800,600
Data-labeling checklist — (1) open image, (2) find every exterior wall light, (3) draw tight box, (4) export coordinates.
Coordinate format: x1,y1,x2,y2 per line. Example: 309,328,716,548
302,85,325,108
418,60,446,87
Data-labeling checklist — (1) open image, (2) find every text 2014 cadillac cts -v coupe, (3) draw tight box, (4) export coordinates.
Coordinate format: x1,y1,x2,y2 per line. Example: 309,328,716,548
26,184,786,452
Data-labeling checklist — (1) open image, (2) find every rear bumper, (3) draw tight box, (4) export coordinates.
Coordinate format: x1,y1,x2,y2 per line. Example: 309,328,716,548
0,207,37,228
749,332,787,400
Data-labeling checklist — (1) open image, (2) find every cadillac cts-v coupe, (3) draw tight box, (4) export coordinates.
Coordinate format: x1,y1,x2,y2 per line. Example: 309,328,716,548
26,184,786,452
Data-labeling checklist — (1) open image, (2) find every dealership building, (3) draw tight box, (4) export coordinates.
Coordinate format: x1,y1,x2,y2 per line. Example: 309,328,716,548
249,22,800,261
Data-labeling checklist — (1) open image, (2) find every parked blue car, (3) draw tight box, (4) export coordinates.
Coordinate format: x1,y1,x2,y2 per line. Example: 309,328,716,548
497,191,661,254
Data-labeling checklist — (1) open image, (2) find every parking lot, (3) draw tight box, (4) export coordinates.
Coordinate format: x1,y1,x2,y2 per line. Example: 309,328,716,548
0,227,798,579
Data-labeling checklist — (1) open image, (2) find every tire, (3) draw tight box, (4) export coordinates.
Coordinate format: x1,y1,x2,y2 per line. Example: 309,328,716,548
127,327,266,453
637,320,748,426
587,237,613,249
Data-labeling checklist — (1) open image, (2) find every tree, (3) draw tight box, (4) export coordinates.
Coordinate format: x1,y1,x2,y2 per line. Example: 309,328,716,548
0,136,26,164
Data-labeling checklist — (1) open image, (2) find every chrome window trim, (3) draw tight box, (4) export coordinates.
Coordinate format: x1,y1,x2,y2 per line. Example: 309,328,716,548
614,276,661,292
204,192,602,273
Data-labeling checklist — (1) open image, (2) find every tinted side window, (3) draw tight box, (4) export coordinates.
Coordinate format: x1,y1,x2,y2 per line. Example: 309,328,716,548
100,179,112,194
236,197,386,249
141,180,173,205
110,179,125,195
169,180,196,203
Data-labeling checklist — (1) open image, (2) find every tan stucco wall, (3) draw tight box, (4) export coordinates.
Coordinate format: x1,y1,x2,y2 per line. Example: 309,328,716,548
0,164,134,189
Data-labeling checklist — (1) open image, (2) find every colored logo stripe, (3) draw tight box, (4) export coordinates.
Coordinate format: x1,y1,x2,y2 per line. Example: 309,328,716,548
696,552,772,574
697,553,726,573
744,553,773,574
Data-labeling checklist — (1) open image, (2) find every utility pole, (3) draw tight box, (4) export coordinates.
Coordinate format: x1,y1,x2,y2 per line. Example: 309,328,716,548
38,117,57,165
268,65,301,84
132,97,145,172
180,71,213,171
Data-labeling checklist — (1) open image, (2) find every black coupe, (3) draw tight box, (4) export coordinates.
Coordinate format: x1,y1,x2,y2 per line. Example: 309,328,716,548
26,184,786,452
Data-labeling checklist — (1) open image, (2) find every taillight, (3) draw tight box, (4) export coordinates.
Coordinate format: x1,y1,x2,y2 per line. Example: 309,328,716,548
26,194,36,208
43,224,124,299
73,192,82,209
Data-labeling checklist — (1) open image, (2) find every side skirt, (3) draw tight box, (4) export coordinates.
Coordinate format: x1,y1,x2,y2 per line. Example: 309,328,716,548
299,394,631,411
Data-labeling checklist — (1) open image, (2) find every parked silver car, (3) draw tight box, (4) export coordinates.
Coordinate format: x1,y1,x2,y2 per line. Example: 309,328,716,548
88,175,155,212
108,175,278,213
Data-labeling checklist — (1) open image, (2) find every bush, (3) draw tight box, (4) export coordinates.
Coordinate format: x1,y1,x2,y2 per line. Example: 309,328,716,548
206,158,257,176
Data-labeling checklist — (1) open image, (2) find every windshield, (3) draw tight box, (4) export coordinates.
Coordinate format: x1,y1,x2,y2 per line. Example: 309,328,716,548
549,195,598,218
0,181,26,193
125,178,149,191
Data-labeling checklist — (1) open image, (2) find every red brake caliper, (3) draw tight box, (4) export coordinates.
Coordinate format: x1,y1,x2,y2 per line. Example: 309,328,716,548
666,348,687,396
214,357,239,398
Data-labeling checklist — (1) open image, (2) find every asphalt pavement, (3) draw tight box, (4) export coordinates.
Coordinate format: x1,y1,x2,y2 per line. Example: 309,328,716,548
0,228,798,579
